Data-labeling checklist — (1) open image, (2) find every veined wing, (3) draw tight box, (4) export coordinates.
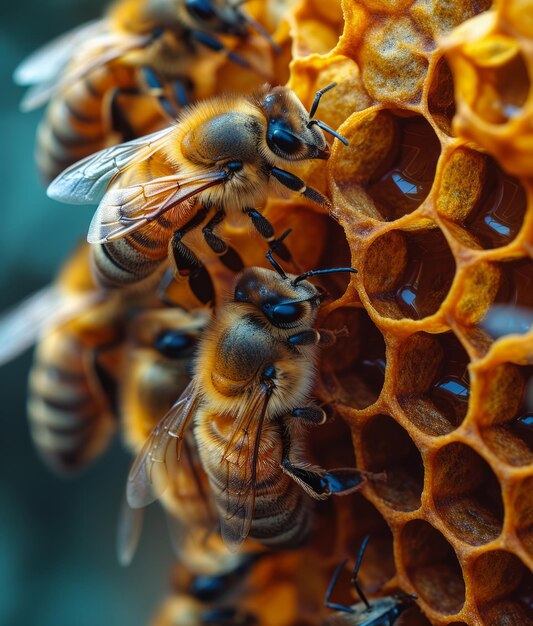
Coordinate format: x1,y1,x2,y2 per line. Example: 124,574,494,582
126,380,202,509
17,26,152,112
219,384,274,550
116,496,144,567
0,285,103,367
13,18,109,87
47,126,175,205
87,170,229,243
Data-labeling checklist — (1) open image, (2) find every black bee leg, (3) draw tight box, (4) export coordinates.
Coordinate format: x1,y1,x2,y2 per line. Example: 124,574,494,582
270,167,331,208
141,67,190,118
202,209,228,254
324,560,353,612
280,423,364,498
243,208,291,261
287,329,338,347
190,30,253,70
170,206,210,275
291,406,327,424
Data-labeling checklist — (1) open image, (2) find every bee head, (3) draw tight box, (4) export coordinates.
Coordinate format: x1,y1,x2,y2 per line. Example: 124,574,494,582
258,85,348,162
233,230,357,330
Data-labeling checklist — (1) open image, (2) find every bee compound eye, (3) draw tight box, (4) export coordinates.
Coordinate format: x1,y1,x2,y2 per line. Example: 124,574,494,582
185,0,216,21
154,330,196,358
263,301,304,326
267,119,302,157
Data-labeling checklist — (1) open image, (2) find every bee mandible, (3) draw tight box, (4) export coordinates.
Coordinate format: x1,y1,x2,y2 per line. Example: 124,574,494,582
324,536,417,626
125,233,363,551
47,83,348,293
15,0,278,182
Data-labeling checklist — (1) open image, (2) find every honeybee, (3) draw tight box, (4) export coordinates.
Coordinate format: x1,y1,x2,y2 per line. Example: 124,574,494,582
125,236,363,551
323,537,416,626
47,83,347,291
117,305,217,566
0,244,129,474
15,0,279,182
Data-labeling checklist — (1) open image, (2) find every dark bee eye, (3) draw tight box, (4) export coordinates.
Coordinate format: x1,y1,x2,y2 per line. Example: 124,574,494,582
154,330,196,358
267,118,302,157
185,0,216,21
262,301,304,326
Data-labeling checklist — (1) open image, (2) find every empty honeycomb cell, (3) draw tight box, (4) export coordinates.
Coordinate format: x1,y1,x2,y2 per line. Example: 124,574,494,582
480,364,533,466
396,331,470,436
359,16,430,104
362,226,456,320
359,414,424,511
400,519,466,615
320,307,386,409
471,550,533,624
460,35,530,125
427,57,456,134
511,475,533,559
430,442,504,545
410,0,492,39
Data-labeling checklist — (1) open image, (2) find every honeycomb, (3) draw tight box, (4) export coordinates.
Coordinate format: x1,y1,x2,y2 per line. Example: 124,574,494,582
14,0,533,624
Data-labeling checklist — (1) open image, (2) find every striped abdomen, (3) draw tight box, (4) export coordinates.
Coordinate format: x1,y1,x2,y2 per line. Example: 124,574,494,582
195,415,313,549
27,328,116,474
36,62,139,183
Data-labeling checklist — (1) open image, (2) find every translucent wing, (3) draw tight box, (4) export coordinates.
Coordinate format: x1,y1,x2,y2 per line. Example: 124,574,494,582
87,170,229,243
16,23,152,111
47,126,175,204
13,19,109,86
0,285,103,367
126,380,202,509
218,386,273,550
116,496,144,567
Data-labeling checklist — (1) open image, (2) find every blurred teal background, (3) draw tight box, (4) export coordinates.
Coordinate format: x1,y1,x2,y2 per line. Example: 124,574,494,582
1,2,174,624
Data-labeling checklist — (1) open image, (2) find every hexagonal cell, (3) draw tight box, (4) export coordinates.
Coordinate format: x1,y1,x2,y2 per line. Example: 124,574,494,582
331,111,441,221
431,442,504,546
396,331,470,436
320,307,386,409
316,218,354,301
511,475,533,559
401,519,466,615
458,38,530,125
471,550,533,624
437,148,528,250
493,258,533,311
363,226,456,320
480,363,533,467
427,57,456,135
360,415,424,512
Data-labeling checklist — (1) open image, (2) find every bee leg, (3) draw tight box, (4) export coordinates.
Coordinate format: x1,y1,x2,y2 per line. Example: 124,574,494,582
243,208,291,262
170,206,210,275
270,167,331,208
141,67,189,118
203,209,228,254
287,329,321,346
190,30,253,71
280,423,364,498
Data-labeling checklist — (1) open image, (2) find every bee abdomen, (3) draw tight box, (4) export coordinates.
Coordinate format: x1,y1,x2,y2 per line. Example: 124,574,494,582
36,64,136,182
27,332,116,475
91,233,168,289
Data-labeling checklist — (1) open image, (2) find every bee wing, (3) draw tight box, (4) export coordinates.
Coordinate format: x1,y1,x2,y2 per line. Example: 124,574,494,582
116,496,144,567
0,285,103,367
13,18,109,86
87,170,229,243
16,23,152,111
47,126,176,205
219,387,273,550
126,380,202,509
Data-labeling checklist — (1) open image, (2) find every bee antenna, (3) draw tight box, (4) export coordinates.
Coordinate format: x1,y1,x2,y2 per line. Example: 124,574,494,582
351,535,371,611
239,10,281,54
308,82,337,119
292,266,357,286
307,119,349,145
266,229,291,279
